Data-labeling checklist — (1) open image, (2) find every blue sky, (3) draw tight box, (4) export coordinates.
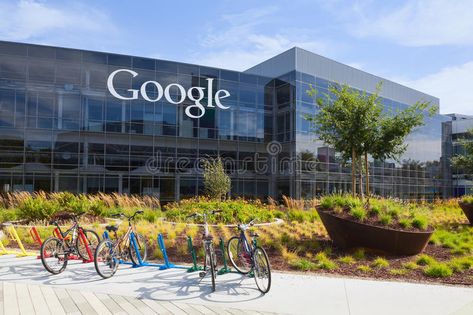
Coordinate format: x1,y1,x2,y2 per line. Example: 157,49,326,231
1,0,472,114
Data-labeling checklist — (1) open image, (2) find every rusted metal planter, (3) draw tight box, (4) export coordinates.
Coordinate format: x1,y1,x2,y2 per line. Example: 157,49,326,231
316,208,433,255
459,202,473,225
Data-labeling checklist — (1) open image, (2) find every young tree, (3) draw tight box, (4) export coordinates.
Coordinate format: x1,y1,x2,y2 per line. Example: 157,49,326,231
202,157,231,200
451,129,473,175
306,82,436,198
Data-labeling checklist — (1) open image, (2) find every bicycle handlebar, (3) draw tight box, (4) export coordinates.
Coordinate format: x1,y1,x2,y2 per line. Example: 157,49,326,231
110,210,143,221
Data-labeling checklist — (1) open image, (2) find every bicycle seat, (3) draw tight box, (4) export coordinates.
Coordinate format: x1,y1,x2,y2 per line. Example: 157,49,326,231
105,225,118,232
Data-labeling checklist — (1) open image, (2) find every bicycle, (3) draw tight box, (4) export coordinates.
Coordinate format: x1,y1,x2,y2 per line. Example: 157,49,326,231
94,210,147,279
187,210,221,292
227,219,271,293
40,212,100,274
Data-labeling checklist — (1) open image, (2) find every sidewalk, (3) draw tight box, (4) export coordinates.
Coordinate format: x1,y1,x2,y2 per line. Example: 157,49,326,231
0,255,472,314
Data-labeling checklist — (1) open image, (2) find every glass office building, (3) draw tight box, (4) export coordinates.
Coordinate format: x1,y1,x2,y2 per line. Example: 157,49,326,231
0,41,452,201
442,114,473,196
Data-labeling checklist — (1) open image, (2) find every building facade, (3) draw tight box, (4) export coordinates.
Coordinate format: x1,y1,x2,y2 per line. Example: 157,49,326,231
0,41,452,201
443,114,473,196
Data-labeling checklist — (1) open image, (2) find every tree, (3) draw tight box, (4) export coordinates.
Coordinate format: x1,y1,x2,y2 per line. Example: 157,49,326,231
306,82,436,198
451,128,473,175
202,157,231,200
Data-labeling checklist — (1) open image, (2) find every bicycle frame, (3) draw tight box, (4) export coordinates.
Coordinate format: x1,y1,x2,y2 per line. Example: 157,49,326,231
52,220,94,263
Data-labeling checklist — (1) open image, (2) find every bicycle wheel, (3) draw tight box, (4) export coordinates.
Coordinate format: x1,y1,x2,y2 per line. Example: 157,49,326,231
129,233,148,265
207,244,217,292
227,236,251,274
253,246,271,294
41,237,68,274
94,239,119,279
76,229,100,261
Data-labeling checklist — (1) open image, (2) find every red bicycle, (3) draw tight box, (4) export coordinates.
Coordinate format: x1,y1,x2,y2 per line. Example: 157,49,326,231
40,212,100,274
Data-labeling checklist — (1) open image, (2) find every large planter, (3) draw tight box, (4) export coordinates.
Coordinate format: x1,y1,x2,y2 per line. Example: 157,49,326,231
316,208,433,255
459,202,473,225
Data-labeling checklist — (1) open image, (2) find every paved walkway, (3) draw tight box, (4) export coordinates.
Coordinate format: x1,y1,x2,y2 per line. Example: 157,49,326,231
0,254,473,314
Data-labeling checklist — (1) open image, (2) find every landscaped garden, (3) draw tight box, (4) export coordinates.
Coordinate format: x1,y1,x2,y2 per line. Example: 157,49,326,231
1,191,473,286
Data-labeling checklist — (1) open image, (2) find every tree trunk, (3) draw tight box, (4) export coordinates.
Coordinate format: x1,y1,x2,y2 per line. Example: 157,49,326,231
351,149,356,197
358,156,364,200
365,152,370,197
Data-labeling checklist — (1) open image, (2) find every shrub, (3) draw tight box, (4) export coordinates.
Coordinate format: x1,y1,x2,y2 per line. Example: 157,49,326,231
0,208,19,222
372,257,389,269
424,263,453,278
416,254,435,266
379,214,392,225
353,248,365,260
350,206,366,222
402,262,419,270
412,215,429,230
399,218,411,229
357,265,372,273
17,195,60,221
448,256,473,272
338,255,355,265
290,258,318,271
389,268,408,275
461,195,473,205
315,252,337,270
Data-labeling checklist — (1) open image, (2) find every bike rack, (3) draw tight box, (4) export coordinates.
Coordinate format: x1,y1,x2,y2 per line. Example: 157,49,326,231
28,226,43,259
187,236,204,272
31,226,94,263
0,223,36,257
102,231,188,270
217,237,232,275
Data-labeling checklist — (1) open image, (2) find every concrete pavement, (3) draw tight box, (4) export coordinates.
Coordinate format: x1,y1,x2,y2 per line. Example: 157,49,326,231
0,254,472,314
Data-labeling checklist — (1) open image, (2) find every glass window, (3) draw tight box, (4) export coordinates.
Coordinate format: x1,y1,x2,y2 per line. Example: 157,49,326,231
106,100,122,122
157,60,177,73
108,54,131,67
0,56,27,80
28,62,55,82
28,46,55,59
163,103,176,125
133,57,155,70
56,49,81,61
83,51,107,64
88,97,104,120
62,94,81,120
56,63,81,85
0,42,27,56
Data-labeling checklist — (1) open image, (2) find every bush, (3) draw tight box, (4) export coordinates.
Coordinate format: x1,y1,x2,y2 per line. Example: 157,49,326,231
315,252,337,270
350,206,366,221
357,265,372,272
412,215,429,230
353,248,365,260
402,262,419,270
164,197,283,224
338,255,355,265
372,257,389,268
416,254,435,266
448,256,473,272
290,258,318,271
424,263,453,278
461,195,473,205
0,208,19,222
17,195,60,221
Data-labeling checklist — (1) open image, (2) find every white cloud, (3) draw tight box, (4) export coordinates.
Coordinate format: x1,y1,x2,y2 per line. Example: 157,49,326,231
352,0,473,46
189,6,330,70
0,0,117,47
402,61,473,114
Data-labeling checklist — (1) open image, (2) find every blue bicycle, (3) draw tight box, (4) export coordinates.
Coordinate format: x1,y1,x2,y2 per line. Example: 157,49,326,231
227,219,271,293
